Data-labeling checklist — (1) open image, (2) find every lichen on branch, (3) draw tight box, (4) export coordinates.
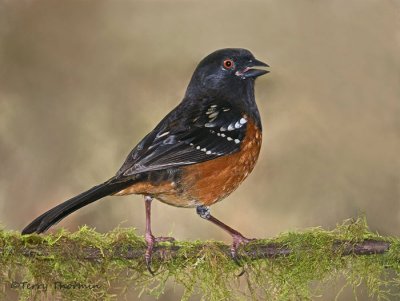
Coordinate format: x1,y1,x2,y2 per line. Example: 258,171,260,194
1,217,399,300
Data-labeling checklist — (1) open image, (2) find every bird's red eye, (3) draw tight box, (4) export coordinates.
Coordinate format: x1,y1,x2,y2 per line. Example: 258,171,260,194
223,59,234,69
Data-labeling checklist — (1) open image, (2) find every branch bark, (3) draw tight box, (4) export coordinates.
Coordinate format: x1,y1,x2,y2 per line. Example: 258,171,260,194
6,239,390,262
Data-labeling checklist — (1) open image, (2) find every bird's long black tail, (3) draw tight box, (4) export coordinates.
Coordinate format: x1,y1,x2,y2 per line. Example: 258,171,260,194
22,177,136,235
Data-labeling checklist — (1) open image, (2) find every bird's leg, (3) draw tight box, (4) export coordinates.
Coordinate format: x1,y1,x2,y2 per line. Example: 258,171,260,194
196,205,254,264
144,196,155,274
144,196,175,275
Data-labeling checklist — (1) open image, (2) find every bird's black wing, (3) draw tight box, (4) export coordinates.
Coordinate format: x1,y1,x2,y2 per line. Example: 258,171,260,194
116,99,249,177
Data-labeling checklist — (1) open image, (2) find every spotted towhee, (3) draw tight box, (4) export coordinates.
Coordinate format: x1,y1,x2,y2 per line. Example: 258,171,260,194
22,48,269,273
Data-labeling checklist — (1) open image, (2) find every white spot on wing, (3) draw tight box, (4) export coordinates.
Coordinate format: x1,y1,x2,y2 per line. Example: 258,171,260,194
227,124,235,131
208,112,219,119
157,131,169,138
239,118,247,124
206,105,217,115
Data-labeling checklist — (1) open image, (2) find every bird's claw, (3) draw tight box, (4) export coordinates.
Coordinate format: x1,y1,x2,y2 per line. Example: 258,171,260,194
230,234,256,276
145,234,175,275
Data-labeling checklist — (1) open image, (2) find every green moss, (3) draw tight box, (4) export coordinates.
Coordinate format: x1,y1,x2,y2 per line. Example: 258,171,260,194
0,218,399,300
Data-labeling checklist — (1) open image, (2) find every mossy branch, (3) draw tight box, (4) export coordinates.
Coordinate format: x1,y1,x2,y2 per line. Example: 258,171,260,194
1,217,400,300
6,238,390,261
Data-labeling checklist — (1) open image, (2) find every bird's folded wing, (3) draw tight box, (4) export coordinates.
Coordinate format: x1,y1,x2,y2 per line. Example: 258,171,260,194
116,100,248,177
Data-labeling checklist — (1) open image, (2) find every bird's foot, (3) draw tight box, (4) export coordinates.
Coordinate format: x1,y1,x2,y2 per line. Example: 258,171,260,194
230,234,255,262
145,233,175,275
231,234,256,276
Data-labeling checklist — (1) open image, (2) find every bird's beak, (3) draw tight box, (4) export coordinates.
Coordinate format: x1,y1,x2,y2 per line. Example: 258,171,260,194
236,58,270,79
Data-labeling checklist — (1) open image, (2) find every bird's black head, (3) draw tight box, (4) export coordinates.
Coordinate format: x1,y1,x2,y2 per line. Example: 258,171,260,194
185,48,269,97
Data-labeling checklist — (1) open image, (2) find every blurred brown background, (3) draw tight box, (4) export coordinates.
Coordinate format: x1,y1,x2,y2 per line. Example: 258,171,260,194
0,0,399,300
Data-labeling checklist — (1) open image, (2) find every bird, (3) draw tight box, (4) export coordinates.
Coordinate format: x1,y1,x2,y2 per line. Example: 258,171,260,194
22,48,269,273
